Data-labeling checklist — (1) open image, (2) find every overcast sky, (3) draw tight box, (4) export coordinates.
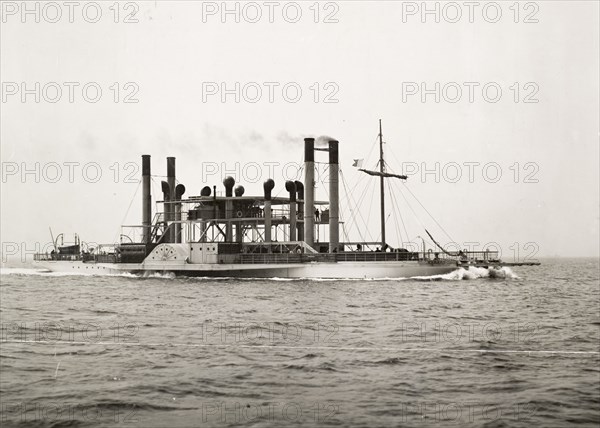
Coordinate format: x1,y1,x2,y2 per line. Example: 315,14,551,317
1,1,598,262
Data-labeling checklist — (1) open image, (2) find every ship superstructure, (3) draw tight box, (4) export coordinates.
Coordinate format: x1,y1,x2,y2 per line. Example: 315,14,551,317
33,125,538,278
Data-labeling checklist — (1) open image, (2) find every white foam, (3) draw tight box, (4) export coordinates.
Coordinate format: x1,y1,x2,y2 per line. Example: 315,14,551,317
0,266,520,281
139,271,176,279
0,267,50,276
0,267,140,279
410,265,520,281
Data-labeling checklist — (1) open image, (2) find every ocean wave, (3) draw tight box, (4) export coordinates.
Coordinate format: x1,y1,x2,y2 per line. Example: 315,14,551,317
0,267,142,279
0,267,54,276
413,266,519,281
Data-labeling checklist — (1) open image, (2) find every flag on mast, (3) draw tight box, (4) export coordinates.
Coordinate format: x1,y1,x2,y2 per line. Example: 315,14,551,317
352,159,364,168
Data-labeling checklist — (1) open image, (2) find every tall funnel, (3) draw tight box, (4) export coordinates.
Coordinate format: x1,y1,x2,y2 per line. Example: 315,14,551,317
303,138,315,247
328,140,340,253
223,176,235,241
161,180,171,243
166,157,176,243
295,181,304,242
235,185,245,243
174,184,185,243
263,179,275,252
285,181,297,242
142,155,151,244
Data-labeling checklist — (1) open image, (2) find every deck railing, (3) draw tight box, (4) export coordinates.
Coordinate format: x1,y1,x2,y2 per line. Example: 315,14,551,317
33,248,500,265
233,250,499,265
34,253,118,263
34,253,81,261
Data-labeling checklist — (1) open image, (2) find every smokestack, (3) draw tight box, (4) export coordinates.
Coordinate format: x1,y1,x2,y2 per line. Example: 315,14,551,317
223,177,235,197
174,183,185,243
295,181,304,243
285,181,297,242
263,179,274,251
303,138,315,247
201,186,211,197
161,180,171,243
142,155,151,244
328,140,340,253
166,157,176,243
234,185,245,243
223,176,235,241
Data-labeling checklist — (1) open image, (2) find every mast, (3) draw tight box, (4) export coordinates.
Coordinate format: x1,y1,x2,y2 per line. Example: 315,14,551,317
378,119,385,250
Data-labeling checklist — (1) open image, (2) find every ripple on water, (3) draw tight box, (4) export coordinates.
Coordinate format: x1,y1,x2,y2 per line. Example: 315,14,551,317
0,259,598,427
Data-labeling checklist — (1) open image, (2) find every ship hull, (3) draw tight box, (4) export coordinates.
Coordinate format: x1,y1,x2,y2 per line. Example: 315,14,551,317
32,260,458,279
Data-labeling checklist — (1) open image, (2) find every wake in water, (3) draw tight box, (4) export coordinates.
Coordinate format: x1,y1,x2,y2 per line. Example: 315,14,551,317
139,271,177,279
413,266,519,281
0,267,140,279
0,266,519,281
0,267,56,276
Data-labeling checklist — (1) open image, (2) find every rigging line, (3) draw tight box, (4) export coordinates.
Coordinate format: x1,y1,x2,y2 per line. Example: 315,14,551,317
295,155,305,181
339,170,367,243
337,169,349,234
353,133,380,178
389,180,404,247
366,133,379,160
340,166,364,206
391,185,433,249
339,168,362,223
401,181,456,243
113,179,142,244
339,169,371,242
387,144,404,171
394,179,426,231
319,164,330,201
339,180,354,244
346,134,380,191
366,174,376,237
363,175,378,243
392,181,434,250
386,179,402,247
385,178,400,248
346,170,376,243
349,139,385,244
382,177,395,245
388,179,403,241
392,181,439,248
316,165,331,243
340,170,361,237
338,167,345,224
377,205,400,245
343,133,378,193
338,170,352,215
343,172,373,243
395,193,407,246
350,168,372,212
341,223,348,243
388,179,409,247
365,133,381,172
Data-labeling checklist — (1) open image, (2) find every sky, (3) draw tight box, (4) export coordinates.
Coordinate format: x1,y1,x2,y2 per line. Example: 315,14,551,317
1,0,599,263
